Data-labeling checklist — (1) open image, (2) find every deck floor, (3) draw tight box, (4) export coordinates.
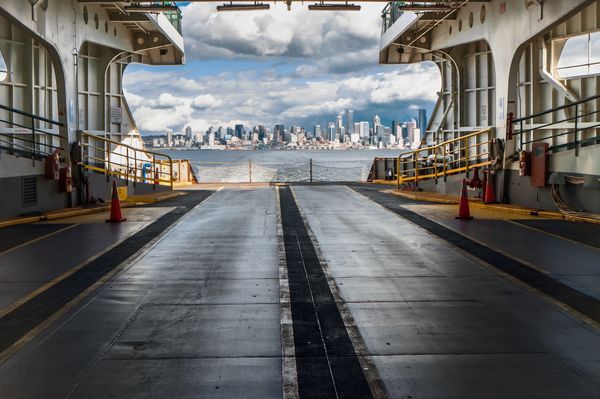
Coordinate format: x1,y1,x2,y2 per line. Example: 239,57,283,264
0,185,599,398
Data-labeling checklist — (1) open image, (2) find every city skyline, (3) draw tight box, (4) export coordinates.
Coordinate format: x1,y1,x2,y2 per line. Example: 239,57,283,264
145,108,428,150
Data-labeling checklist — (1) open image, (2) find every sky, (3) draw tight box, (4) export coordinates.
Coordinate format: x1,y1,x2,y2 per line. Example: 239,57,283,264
123,2,441,135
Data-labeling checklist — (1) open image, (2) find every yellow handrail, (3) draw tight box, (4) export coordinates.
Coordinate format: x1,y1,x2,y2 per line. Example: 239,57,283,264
79,131,174,189
398,128,493,185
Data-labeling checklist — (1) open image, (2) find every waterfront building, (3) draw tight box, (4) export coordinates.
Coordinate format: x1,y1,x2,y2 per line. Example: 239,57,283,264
346,110,354,135
234,124,244,139
417,109,427,139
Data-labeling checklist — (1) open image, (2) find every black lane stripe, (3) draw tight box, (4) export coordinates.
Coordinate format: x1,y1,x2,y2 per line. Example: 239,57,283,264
0,191,214,354
279,186,373,399
352,186,600,324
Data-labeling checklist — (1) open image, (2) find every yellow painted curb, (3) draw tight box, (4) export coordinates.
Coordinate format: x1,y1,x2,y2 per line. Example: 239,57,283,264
0,191,185,228
382,189,600,224
126,191,186,204
0,202,140,229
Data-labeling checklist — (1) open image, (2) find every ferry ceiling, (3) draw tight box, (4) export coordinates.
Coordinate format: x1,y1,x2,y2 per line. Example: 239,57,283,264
79,0,486,13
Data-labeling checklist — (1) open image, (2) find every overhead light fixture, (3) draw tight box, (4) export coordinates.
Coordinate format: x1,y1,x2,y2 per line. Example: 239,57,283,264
217,2,270,11
308,2,361,11
124,5,179,13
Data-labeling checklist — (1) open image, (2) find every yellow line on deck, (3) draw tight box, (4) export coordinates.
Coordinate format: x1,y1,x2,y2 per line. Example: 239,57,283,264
505,219,600,253
0,223,79,257
0,225,141,320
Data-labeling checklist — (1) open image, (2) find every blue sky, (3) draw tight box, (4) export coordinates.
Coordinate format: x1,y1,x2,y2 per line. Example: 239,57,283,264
123,3,440,134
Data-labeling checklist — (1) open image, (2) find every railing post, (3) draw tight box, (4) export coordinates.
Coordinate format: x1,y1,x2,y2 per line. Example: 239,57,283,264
248,159,252,183
126,146,129,184
132,149,137,187
443,145,447,182
434,150,438,184
31,116,35,164
396,156,400,189
170,159,174,190
309,158,313,183
465,137,470,179
520,119,524,150
574,104,579,157
106,139,111,182
413,152,418,186
153,154,156,190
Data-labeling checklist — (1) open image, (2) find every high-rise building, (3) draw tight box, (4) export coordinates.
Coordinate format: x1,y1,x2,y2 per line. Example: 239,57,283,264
346,110,354,135
327,122,336,142
418,109,428,140
167,131,173,146
313,125,321,140
258,125,266,141
359,121,369,138
274,124,285,143
406,120,417,144
336,113,343,142
373,114,381,130
185,126,192,140
234,124,244,139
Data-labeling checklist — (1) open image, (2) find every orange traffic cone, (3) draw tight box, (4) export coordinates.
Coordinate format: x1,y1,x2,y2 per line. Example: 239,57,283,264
483,170,497,204
106,181,127,223
456,179,473,220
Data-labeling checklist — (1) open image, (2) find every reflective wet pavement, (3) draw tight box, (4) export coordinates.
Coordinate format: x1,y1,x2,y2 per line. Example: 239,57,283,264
0,185,598,398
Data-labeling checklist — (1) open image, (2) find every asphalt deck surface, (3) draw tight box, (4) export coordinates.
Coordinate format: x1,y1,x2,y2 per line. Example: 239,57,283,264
0,184,599,398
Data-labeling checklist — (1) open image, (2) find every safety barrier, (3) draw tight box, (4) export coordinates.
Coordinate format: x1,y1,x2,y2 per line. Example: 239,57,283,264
509,93,600,156
381,2,404,33
79,131,175,189
368,129,493,186
191,158,370,183
397,129,493,186
0,103,63,161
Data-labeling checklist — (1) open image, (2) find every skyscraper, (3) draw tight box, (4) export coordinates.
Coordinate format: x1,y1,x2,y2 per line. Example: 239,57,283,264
373,114,381,130
274,124,284,143
234,124,244,139
359,121,369,138
346,110,354,135
313,125,321,140
185,126,192,140
327,122,336,142
336,113,343,142
418,109,428,140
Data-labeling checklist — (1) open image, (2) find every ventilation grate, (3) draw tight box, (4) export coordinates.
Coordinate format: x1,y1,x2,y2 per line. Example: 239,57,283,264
22,177,38,207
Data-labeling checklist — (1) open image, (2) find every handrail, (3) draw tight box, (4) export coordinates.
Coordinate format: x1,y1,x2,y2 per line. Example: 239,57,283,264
80,131,174,189
512,93,600,123
397,128,493,186
0,103,63,160
0,103,63,127
510,93,600,156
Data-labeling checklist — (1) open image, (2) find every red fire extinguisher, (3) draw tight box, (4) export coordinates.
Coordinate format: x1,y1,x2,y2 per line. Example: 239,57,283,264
59,165,73,193
45,149,60,180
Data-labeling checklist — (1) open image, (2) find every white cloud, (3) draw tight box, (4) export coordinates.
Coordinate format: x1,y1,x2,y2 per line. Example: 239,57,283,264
125,63,441,133
122,5,441,134
192,94,222,109
181,3,382,74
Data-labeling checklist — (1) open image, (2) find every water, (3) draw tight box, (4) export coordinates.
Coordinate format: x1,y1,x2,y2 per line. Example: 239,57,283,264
162,149,402,183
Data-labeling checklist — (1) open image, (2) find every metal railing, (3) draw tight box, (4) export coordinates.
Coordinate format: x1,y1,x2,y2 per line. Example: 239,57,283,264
398,129,493,185
394,129,493,186
80,131,174,189
0,103,64,161
509,93,600,156
381,2,404,33
155,1,182,34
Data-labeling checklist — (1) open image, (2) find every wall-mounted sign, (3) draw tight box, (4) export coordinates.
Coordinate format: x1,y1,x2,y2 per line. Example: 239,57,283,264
110,107,122,124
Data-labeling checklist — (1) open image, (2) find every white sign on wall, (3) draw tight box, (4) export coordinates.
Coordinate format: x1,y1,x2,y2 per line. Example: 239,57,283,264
110,107,122,124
